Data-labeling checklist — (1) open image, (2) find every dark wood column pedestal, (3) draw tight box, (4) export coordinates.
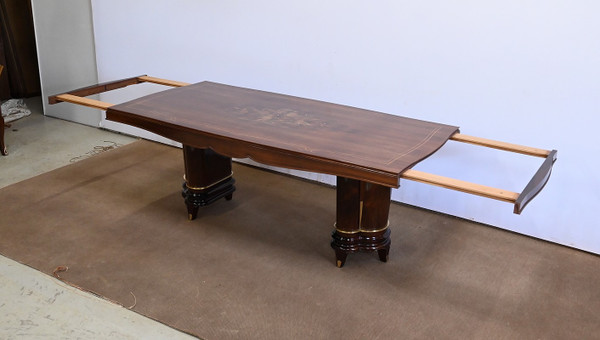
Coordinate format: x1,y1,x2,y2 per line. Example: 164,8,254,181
331,177,392,268
181,145,236,220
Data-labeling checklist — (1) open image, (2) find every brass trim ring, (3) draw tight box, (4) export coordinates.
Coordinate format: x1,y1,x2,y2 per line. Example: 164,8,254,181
333,221,390,235
183,172,233,191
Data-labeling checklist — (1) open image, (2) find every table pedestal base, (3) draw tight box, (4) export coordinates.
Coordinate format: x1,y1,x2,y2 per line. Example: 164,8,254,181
182,145,235,220
181,151,394,266
331,228,390,268
182,178,236,220
332,176,392,267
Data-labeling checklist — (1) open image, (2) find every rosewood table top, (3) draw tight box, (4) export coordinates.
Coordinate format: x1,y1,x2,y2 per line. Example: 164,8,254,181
106,81,459,187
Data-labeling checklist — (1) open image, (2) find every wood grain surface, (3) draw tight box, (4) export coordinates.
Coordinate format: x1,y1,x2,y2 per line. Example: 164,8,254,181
107,81,459,187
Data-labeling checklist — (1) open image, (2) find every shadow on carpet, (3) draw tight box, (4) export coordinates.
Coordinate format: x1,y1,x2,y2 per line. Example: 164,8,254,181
1,140,598,339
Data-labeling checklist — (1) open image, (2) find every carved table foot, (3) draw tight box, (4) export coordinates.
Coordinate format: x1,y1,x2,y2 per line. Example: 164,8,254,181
182,177,236,220
331,228,391,268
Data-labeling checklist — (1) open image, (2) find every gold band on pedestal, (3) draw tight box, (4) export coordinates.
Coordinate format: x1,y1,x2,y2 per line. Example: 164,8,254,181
333,221,390,235
183,172,233,191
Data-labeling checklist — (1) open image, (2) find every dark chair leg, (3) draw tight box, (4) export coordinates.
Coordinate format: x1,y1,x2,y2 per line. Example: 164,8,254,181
0,114,7,156
0,65,6,156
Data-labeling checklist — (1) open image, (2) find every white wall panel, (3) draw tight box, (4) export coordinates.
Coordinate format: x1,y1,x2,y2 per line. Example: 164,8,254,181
90,1,600,254
31,0,100,126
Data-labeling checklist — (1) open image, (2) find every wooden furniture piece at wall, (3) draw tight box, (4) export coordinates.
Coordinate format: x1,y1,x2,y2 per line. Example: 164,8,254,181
49,76,557,267
0,0,39,155
0,0,41,100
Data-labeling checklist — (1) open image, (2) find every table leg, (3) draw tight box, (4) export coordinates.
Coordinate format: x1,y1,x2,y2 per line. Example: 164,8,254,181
181,145,236,220
1,110,7,156
331,177,391,267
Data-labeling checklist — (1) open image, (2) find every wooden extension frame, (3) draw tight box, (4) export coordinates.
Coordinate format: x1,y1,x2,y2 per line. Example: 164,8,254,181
49,75,557,214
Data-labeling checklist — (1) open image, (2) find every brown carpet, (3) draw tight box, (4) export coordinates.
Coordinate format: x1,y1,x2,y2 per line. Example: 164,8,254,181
1,140,598,339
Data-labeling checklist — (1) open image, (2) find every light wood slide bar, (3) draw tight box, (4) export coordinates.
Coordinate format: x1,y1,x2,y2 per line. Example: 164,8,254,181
401,169,519,203
137,75,191,87
451,133,550,158
52,94,113,111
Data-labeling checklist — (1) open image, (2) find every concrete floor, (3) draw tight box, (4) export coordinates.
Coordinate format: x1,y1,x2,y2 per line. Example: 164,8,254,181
0,98,196,339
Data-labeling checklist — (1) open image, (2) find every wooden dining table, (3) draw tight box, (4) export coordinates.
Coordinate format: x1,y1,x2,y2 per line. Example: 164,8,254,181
49,76,557,267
